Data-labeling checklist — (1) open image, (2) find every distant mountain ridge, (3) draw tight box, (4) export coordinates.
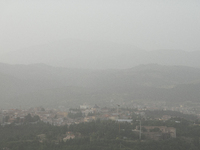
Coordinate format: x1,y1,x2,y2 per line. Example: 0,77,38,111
1,39,200,69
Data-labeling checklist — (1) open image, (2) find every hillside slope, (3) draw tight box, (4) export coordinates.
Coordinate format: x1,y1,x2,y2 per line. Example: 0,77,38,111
1,63,200,108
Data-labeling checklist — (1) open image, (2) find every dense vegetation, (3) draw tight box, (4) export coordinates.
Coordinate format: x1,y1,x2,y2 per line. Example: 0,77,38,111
1,116,200,150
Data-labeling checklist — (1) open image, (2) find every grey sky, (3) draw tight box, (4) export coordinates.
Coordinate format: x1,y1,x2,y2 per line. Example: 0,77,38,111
0,0,200,54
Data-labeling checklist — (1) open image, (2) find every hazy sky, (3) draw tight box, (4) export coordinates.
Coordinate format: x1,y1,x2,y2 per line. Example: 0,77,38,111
1,0,200,54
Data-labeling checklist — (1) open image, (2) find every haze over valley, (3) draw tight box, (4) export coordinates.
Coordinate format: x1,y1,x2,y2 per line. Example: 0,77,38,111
2,1,200,149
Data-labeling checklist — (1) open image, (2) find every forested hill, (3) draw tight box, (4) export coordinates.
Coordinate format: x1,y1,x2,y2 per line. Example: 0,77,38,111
1,63,200,108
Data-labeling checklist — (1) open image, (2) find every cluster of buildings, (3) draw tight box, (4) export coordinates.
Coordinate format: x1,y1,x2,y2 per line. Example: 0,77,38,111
0,104,132,125
130,101,200,116
0,104,181,126
0,104,179,141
